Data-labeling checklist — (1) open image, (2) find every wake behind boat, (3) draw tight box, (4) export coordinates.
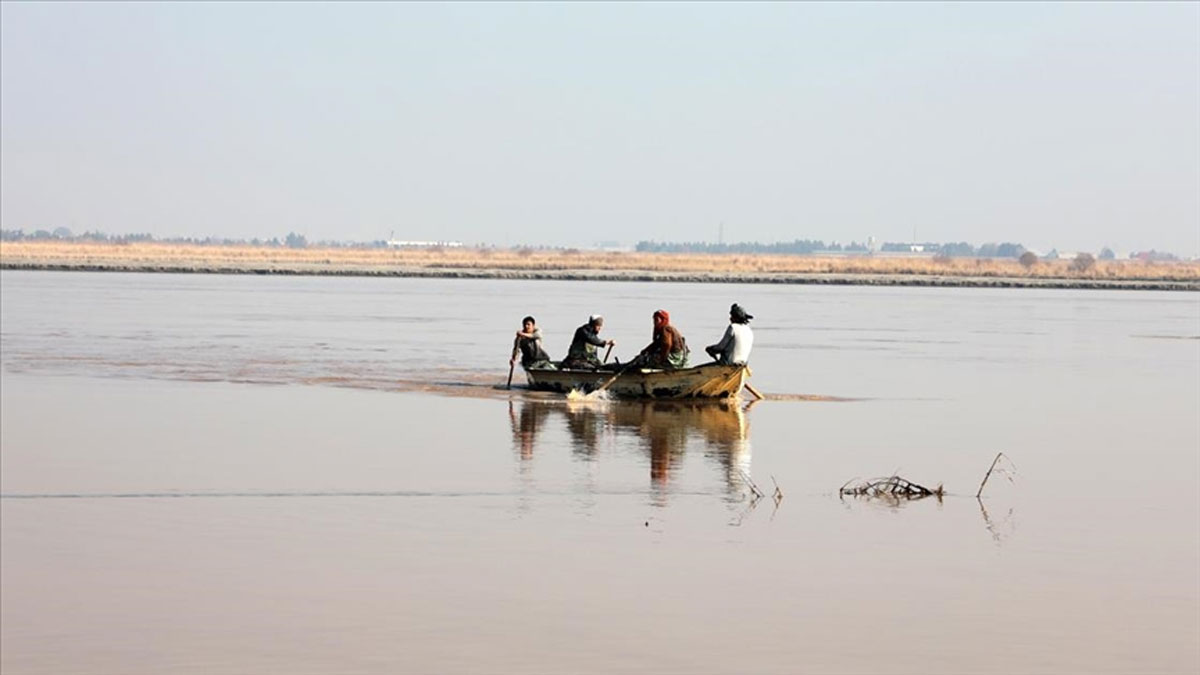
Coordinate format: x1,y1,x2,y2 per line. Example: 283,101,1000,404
524,362,749,399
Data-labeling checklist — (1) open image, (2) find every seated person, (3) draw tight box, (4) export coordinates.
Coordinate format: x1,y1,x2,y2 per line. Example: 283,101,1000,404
705,303,754,365
511,315,553,370
561,314,615,370
637,309,689,370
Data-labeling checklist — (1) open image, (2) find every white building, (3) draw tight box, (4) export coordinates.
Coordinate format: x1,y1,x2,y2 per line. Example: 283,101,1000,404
385,239,463,248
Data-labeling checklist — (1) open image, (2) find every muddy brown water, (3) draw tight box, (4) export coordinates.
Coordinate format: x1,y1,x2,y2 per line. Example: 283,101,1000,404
2,271,1197,674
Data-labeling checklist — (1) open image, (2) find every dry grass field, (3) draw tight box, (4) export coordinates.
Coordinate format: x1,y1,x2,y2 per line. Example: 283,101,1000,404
2,240,1198,282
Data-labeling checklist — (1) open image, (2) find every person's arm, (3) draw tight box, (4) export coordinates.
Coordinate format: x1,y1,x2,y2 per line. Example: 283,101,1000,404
707,325,733,357
639,333,655,356
584,329,610,348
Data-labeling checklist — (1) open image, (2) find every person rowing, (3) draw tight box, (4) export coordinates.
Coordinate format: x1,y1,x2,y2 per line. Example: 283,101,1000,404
511,315,554,370
705,303,754,365
562,314,616,371
636,309,689,370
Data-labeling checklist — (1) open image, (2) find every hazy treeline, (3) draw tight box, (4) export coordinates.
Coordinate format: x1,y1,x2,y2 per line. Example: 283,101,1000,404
636,239,1180,261
637,238,1034,257
0,228,382,250
636,239,871,254
887,241,1027,257
1,229,1183,262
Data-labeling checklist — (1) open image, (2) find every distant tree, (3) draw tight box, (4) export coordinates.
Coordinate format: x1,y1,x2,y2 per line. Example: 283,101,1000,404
977,242,1000,257
284,232,307,248
52,227,73,239
996,243,1026,258
1070,252,1096,272
938,242,975,257
1098,247,1115,260
1019,251,1038,268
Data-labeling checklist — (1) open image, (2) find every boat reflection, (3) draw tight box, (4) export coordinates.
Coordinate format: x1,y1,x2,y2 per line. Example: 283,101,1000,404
508,397,756,501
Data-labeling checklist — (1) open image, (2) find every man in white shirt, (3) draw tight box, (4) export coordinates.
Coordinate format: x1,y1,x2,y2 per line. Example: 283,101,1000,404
705,303,754,365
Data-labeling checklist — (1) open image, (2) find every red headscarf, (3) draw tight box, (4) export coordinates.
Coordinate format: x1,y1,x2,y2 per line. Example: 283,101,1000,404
653,309,669,324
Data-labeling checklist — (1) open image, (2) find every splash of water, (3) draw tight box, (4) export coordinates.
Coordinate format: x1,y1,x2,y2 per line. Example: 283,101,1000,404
566,388,611,402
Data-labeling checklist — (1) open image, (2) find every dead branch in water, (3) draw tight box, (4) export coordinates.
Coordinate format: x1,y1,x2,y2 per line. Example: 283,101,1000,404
976,452,1017,498
840,453,1016,502
839,475,945,500
739,469,765,502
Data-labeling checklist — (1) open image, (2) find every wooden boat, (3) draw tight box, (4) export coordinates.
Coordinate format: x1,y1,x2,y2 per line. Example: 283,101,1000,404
524,362,749,399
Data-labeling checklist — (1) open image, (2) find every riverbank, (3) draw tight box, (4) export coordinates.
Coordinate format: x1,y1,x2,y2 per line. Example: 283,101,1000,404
3,241,1197,290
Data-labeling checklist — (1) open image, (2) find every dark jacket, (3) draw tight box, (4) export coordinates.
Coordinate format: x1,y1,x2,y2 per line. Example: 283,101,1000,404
564,323,607,367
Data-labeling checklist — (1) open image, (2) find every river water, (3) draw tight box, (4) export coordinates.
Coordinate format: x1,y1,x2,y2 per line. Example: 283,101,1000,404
1,270,1197,674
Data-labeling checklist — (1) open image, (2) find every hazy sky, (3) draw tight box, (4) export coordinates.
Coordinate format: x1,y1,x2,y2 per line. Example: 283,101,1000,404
2,2,1198,254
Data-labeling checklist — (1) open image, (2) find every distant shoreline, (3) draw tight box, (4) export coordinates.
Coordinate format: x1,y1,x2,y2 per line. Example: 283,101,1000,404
2,261,1196,291
2,242,1197,291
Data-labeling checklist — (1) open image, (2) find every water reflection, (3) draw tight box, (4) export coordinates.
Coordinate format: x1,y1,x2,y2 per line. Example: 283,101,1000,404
508,397,755,502
978,498,1018,546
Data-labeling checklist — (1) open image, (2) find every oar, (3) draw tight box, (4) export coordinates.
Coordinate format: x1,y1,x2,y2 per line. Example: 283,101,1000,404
507,335,521,389
591,359,638,396
602,344,613,363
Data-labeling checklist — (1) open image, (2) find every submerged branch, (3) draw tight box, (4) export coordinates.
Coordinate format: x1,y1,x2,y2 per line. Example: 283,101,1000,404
739,469,765,500
976,452,1017,498
841,453,1016,502
839,475,945,500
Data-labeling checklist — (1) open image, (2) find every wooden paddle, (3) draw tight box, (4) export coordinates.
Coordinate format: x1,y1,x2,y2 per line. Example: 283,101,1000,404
591,359,639,396
602,344,613,363
507,334,521,389
743,382,765,400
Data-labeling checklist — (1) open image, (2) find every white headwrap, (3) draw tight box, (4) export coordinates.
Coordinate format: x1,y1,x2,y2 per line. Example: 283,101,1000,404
589,314,603,324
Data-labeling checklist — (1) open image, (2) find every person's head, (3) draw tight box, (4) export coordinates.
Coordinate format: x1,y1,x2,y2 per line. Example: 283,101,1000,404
729,303,753,325
653,309,669,328
522,316,536,332
589,314,604,331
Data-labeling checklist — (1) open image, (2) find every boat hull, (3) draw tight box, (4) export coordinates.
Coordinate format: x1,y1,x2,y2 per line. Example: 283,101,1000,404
524,363,749,399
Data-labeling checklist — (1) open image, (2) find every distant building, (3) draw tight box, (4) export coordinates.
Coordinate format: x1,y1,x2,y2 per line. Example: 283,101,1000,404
593,240,631,252
386,240,463,248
